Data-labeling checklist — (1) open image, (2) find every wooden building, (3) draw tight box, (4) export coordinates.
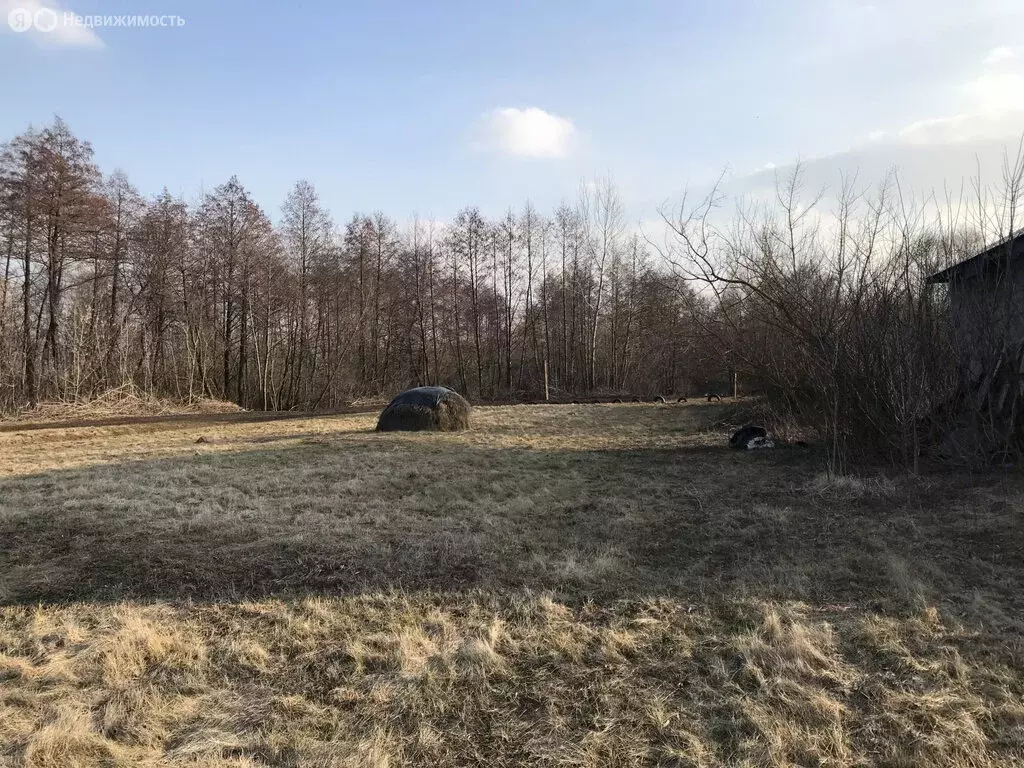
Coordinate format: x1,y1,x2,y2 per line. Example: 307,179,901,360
928,230,1024,458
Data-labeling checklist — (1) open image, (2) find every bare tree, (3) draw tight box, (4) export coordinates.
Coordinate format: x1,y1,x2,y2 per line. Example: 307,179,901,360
579,177,623,390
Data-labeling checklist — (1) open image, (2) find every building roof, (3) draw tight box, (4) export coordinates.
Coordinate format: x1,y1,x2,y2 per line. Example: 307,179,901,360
927,229,1024,284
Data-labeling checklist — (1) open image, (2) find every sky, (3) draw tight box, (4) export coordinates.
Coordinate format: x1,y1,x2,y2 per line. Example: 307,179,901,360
2,0,1024,224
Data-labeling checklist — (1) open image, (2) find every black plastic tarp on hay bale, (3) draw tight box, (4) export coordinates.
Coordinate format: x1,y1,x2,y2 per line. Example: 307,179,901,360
376,386,472,432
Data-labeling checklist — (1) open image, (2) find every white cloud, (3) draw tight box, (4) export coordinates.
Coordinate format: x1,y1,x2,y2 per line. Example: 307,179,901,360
894,65,1024,145
896,114,973,144
865,44,1024,147
892,111,1024,145
983,45,1017,66
471,107,576,158
962,69,1024,113
733,138,1020,213
2,0,104,49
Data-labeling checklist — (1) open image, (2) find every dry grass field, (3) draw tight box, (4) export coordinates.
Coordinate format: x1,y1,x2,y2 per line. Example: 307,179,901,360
1,403,1022,767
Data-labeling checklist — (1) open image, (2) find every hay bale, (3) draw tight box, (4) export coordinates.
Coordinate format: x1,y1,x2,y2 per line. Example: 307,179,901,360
677,396,688,403
653,395,668,404
376,386,471,432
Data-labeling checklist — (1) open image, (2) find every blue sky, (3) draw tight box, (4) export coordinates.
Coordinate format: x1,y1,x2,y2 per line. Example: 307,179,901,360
2,0,1023,222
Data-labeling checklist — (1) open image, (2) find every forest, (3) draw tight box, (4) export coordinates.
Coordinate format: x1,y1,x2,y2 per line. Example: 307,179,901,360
5,117,1023,469
0,117,716,414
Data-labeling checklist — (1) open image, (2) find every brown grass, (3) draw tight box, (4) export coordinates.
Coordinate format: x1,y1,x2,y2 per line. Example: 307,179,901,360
4,384,243,424
0,403,1022,766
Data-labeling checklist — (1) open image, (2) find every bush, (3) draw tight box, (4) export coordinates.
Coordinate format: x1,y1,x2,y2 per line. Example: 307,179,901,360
657,161,1023,471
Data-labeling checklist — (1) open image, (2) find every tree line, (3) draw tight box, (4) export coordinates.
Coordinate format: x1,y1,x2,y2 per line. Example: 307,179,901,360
0,117,724,413
6,116,1021,469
